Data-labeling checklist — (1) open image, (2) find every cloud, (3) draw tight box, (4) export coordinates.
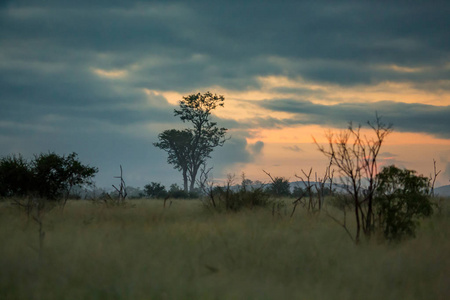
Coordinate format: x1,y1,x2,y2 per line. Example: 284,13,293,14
255,99,450,138
1,0,449,187
210,136,253,173
379,152,398,158
248,141,264,155
1,1,449,91
283,145,303,153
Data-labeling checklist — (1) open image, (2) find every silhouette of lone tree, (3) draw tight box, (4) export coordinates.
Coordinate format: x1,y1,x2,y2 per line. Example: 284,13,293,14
154,129,193,192
154,92,227,192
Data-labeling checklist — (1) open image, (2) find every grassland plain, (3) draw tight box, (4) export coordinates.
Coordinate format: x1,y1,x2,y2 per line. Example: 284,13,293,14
0,198,449,300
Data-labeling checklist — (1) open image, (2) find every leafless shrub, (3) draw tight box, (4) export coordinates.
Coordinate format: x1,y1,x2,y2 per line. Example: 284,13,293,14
91,165,132,208
429,159,443,214
314,114,393,243
201,172,272,212
291,163,334,217
112,165,127,204
11,196,54,259
429,159,441,197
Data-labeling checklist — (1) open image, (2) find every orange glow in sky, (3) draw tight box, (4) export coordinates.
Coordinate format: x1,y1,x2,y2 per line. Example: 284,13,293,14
147,75,450,186
203,78,450,186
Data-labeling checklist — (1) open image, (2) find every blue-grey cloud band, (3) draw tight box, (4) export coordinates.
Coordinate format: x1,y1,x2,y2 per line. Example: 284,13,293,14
1,0,449,187
254,99,450,139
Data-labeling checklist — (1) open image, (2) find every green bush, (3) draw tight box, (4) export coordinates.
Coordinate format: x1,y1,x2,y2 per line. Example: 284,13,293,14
375,165,433,241
144,182,168,199
265,177,291,197
0,152,97,201
0,154,33,198
167,184,199,199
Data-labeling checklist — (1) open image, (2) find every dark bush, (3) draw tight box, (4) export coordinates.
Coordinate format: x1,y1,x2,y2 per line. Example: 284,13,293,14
203,185,272,212
167,183,199,199
291,186,305,198
265,177,291,197
0,154,33,198
0,152,97,201
375,165,433,241
144,182,168,199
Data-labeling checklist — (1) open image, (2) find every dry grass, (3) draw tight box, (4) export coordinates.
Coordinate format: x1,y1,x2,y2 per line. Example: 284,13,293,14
0,198,449,299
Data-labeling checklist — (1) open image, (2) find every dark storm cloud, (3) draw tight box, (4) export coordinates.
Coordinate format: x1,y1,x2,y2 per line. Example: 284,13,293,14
0,64,174,126
2,0,449,89
210,135,253,173
1,0,450,186
256,99,450,138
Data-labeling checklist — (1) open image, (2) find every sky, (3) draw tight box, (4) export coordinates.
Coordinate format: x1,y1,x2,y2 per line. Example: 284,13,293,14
1,0,450,189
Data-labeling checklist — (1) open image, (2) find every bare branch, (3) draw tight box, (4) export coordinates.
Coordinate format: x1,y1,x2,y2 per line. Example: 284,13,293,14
430,159,441,197
262,170,276,183
324,208,355,244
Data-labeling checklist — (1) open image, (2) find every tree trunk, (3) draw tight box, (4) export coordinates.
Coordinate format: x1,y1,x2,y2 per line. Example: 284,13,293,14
353,185,361,244
189,165,200,192
365,178,375,237
183,169,188,193
355,204,361,244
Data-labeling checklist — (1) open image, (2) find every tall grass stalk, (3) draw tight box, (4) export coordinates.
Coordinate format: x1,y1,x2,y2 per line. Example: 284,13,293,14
0,198,448,299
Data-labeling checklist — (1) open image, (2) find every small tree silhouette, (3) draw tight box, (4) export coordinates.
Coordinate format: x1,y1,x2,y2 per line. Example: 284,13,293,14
155,92,228,192
314,115,393,243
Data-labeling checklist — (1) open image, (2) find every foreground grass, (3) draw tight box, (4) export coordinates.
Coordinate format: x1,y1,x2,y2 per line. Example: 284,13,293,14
0,199,449,300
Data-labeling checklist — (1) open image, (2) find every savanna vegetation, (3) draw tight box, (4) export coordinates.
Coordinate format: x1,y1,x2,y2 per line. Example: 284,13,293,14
0,95,448,299
0,198,448,300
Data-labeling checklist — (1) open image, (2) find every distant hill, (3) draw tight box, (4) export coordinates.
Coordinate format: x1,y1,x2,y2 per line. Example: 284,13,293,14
434,185,450,197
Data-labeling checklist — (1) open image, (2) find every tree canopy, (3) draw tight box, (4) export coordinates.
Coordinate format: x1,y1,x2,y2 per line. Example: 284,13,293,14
0,152,98,201
155,92,228,192
154,129,193,192
375,165,433,241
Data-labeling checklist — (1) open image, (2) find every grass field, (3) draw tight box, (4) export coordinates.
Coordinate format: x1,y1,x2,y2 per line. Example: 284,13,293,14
0,198,449,300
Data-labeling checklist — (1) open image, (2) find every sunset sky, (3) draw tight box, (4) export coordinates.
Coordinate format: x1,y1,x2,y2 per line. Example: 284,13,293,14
1,0,449,188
